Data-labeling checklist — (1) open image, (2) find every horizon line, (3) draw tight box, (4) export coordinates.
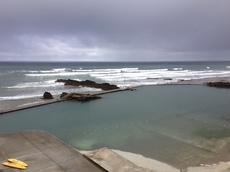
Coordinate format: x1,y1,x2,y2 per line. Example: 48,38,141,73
1,60,230,63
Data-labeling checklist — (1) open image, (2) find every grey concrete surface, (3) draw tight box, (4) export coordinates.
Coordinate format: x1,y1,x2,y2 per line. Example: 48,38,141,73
0,130,105,172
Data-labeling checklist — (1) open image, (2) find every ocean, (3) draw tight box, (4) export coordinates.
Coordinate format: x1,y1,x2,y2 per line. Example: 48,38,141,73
1,61,230,101
1,61,230,168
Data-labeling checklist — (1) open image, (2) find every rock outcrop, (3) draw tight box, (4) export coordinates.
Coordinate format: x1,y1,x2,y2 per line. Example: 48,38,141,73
72,94,101,101
60,92,68,99
56,79,119,90
206,82,230,88
43,92,54,99
60,92,101,102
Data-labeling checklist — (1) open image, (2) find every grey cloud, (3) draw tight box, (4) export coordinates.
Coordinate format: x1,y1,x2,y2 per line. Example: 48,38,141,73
0,0,230,61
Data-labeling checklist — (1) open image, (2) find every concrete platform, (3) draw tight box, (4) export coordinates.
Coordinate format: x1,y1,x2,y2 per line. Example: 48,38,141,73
0,130,106,172
0,98,64,115
82,147,154,172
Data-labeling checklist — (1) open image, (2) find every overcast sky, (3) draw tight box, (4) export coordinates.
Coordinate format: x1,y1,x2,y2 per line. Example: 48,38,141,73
0,0,230,62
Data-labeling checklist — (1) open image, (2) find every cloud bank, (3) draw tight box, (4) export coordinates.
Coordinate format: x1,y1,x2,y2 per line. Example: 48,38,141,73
0,0,230,61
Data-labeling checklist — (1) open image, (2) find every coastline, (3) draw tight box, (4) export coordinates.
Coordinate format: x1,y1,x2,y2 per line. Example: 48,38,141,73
1,76,230,171
1,76,230,114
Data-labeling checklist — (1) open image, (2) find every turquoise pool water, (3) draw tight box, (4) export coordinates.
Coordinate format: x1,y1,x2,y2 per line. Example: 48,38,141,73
1,85,230,168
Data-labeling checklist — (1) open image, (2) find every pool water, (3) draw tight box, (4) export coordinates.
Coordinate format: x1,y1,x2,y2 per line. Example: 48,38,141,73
1,85,230,168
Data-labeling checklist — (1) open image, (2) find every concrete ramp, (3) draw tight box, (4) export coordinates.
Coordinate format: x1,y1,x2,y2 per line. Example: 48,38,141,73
0,130,105,172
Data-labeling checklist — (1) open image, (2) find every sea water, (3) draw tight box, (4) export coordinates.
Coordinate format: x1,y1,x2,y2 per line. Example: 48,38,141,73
1,61,230,102
1,84,230,168
1,61,230,168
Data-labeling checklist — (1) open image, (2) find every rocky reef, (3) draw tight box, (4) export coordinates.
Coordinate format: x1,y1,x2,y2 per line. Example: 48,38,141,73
60,92,101,102
205,82,230,88
56,79,119,90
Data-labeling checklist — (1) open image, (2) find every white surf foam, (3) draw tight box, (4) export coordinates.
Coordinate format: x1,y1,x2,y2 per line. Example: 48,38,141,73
0,94,42,100
53,68,67,72
4,67,230,101
173,68,183,70
25,72,81,77
6,80,63,89
0,86,101,101
101,68,230,86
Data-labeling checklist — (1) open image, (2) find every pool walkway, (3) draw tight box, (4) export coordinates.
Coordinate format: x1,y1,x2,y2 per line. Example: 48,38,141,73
0,130,106,172
0,88,134,115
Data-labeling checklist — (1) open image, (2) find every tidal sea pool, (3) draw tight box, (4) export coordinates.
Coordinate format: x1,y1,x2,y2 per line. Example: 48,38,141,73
1,85,230,168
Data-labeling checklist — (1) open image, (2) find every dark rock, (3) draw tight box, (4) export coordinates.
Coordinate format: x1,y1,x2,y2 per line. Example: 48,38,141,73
60,92,101,101
43,92,54,99
56,79,119,90
60,92,68,99
206,82,230,88
163,78,172,80
71,93,101,102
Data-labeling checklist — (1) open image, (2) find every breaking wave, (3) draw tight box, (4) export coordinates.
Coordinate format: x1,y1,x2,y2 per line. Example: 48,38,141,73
6,80,63,89
2,63,230,101
22,67,230,87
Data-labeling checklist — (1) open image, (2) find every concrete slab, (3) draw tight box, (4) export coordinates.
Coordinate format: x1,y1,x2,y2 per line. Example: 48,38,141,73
82,147,153,172
0,130,105,172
